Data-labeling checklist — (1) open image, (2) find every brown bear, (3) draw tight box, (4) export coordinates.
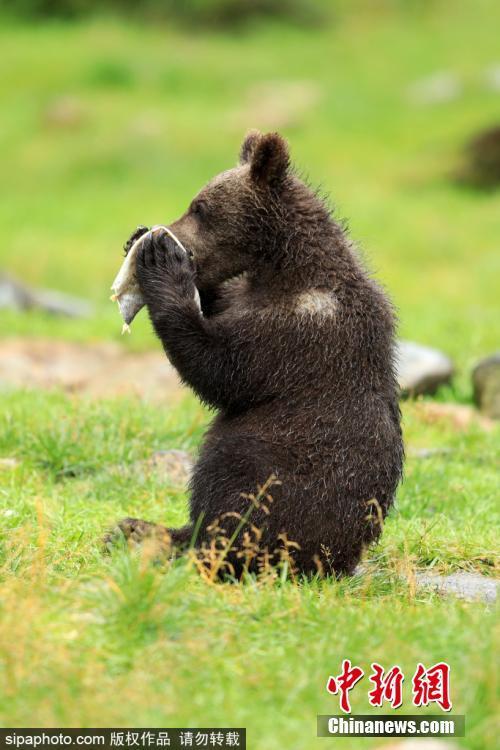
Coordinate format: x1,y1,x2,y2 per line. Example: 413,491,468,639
109,131,404,577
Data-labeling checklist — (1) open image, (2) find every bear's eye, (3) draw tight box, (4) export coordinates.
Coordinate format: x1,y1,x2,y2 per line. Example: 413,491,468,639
190,200,207,219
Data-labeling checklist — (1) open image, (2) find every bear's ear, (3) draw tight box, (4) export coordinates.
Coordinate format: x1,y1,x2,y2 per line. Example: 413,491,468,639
239,129,262,165
249,132,290,187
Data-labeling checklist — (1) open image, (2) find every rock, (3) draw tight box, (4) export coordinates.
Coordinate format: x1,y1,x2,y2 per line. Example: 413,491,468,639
460,124,500,188
395,341,454,396
414,572,498,605
146,449,193,485
0,274,32,309
472,354,500,419
27,287,92,318
407,71,462,105
355,567,498,605
0,273,92,318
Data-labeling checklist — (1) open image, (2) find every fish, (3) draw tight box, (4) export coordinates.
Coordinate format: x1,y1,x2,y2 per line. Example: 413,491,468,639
110,225,197,334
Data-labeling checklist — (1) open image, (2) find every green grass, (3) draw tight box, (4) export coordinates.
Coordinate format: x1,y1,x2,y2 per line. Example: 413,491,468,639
1,390,498,579
0,390,498,746
0,1,500,394
0,1,499,745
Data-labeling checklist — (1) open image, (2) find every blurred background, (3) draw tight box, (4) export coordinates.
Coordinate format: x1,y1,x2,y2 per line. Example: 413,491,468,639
0,0,499,397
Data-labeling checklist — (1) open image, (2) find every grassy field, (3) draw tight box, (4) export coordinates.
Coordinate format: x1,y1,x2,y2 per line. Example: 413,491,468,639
0,1,499,746
0,390,498,746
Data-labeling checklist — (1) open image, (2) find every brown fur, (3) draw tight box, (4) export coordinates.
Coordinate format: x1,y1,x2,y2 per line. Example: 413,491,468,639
111,131,404,577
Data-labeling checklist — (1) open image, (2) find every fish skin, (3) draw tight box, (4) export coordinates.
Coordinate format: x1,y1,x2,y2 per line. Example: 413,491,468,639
110,226,191,330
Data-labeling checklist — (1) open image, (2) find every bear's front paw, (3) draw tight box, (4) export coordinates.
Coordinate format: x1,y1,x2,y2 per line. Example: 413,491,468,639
123,225,149,256
136,229,194,300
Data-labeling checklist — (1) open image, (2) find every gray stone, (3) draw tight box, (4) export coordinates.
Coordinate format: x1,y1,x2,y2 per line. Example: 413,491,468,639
0,274,32,309
0,273,91,318
472,353,500,419
415,572,498,604
354,566,498,604
29,287,92,318
395,340,454,396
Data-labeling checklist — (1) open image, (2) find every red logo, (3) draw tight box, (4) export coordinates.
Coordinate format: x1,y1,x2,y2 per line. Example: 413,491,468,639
326,659,365,714
368,663,404,709
326,661,452,713
412,662,452,711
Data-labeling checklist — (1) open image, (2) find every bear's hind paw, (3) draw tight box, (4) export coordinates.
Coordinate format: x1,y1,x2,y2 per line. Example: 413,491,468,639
102,516,171,555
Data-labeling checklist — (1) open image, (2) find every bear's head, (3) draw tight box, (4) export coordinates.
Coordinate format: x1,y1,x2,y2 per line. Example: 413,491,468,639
169,131,296,292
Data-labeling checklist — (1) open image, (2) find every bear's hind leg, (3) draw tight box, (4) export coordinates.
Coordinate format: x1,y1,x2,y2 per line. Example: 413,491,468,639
103,517,193,556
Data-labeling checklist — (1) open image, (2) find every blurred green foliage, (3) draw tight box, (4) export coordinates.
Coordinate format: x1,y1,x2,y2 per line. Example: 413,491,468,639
1,0,499,397
0,0,328,27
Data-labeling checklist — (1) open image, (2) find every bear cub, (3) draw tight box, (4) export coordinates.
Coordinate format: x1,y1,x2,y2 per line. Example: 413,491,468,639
111,131,404,577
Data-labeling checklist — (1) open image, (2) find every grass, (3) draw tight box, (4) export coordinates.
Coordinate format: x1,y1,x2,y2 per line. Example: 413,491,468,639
0,0,499,746
0,2,499,395
0,389,498,747
1,390,498,579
